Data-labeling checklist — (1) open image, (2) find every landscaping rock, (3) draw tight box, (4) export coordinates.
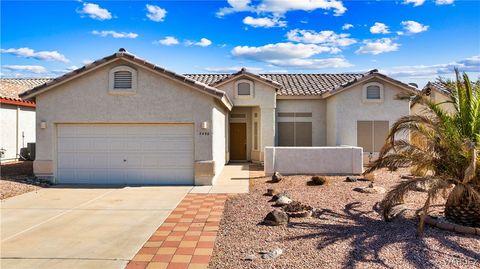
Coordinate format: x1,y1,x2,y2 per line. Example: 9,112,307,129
354,182,386,194
263,209,289,226
385,204,408,220
244,254,257,261
345,176,358,182
271,192,289,202
274,196,292,206
266,188,279,196
260,248,283,259
271,172,283,183
412,181,430,192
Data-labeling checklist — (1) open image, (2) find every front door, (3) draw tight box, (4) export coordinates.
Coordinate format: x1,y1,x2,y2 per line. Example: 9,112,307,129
230,123,247,160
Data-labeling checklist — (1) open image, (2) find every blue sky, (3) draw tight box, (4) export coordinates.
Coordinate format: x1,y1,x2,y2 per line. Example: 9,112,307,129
1,0,479,87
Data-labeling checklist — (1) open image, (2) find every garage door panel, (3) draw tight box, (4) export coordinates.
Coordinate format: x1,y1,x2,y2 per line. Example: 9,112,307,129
56,124,194,185
57,153,75,168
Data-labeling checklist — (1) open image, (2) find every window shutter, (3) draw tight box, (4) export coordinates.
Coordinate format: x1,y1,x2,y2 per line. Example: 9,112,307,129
366,85,381,99
114,71,132,89
237,82,251,95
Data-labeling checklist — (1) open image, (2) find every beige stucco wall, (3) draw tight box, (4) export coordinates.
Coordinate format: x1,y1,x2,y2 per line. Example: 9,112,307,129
212,103,226,183
325,78,410,148
412,90,455,116
34,59,225,183
276,99,326,146
217,77,276,161
0,104,36,162
264,146,363,175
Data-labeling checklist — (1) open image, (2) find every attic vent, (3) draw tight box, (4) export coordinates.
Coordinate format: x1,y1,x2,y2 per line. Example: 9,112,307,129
114,71,133,89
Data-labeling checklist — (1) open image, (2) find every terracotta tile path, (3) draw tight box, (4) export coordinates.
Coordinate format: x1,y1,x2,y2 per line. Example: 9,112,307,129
125,193,227,269
125,164,265,269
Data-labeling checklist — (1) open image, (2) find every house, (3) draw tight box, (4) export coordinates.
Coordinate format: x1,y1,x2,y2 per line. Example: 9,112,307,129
20,49,418,185
0,78,49,162
412,81,455,115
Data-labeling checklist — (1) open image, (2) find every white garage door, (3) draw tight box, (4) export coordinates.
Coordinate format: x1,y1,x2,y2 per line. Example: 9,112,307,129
56,124,194,185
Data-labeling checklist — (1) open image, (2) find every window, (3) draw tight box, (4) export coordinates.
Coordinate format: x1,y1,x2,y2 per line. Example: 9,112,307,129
114,71,132,89
235,79,254,98
366,85,381,99
238,82,250,95
277,112,312,146
362,82,384,102
109,66,137,94
357,121,389,152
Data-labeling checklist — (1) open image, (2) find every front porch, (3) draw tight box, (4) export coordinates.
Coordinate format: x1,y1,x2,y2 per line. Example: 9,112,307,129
227,106,274,163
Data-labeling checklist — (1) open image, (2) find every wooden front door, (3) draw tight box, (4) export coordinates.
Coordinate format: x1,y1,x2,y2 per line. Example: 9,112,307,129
230,123,247,160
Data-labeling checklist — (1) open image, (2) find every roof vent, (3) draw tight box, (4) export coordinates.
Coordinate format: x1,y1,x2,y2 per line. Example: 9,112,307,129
408,83,418,88
240,67,247,72
118,48,127,52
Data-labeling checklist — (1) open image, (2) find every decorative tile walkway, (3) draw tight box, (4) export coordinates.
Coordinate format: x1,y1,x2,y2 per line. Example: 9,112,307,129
125,194,228,269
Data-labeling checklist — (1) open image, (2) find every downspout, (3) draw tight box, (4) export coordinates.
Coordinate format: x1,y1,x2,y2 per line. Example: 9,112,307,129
16,106,20,161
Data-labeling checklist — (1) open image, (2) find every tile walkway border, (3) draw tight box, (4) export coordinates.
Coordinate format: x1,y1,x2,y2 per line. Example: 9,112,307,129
125,164,265,269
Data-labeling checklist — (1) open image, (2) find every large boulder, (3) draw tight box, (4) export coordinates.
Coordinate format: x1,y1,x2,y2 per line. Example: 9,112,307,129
263,209,289,226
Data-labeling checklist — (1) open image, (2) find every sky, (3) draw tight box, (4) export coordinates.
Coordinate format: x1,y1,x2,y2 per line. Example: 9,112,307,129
1,0,479,87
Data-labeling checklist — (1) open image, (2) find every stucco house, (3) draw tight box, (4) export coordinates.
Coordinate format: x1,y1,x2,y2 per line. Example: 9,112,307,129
0,78,48,162
412,81,455,115
20,49,418,185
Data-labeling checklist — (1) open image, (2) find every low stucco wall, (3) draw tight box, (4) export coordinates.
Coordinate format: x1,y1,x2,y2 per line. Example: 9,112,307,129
264,146,363,176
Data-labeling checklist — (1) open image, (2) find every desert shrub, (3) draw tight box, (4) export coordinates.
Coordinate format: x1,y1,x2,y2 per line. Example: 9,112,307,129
311,176,329,185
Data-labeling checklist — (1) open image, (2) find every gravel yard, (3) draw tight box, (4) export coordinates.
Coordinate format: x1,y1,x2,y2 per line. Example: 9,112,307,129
1,161,42,200
210,168,480,269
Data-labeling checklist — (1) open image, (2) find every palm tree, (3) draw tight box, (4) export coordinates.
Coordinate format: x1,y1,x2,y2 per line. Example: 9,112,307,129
365,70,480,234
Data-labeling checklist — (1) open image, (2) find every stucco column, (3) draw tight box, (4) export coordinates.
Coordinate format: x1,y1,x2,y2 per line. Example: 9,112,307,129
260,107,275,160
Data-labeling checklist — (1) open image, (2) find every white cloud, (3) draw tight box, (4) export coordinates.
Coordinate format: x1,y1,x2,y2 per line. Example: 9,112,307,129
3,65,47,74
266,58,352,69
82,59,94,65
242,16,286,28
195,38,212,47
401,20,429,34
232,42,338,61
257,0,347,16
231,42,351,69
342,23,353,30
78,2,112,20
185,38,213,47
356,38,400,55
91,30,138,39
402,0,425,7
146,4,167,22
217,0,346,17
370,22,390,34
154,36,179,46
381,56,479,79
435,0,454,5
286,29,356,47
217,0,254,17
0,47,69,63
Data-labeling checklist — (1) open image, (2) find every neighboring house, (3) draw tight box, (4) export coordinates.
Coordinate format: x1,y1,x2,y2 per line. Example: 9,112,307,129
412,81,455,115
0,78,49,162
20,49,417,185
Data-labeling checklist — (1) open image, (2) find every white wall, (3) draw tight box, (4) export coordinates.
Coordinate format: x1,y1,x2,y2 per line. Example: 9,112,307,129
276,99,326,146
264,146,363,175
0,104,35,162
326,78,410,147
212,104,226,183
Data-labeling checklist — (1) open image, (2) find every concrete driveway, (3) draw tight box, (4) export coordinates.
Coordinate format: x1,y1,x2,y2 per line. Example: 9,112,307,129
0,186,191,269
